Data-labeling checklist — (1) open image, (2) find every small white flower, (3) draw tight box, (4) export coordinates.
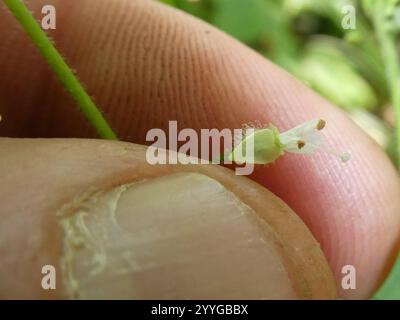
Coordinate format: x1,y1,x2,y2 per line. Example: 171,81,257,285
228,119,349,164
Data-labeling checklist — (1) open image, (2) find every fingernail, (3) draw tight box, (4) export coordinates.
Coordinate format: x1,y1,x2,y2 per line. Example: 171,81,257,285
58,172,296,299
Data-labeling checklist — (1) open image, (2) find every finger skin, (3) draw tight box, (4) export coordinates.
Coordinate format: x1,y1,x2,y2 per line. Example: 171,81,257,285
0,138,336,299
0,0,399,298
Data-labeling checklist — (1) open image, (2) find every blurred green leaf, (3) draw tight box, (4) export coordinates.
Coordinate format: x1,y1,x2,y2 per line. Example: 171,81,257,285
159,0,177,6
296,39,378,111
387,131,400,167
374,255,400,299
211,0,270,44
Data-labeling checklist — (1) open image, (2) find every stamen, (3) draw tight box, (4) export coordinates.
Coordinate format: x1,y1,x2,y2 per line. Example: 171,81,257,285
316,119,326,130
297,140,306,149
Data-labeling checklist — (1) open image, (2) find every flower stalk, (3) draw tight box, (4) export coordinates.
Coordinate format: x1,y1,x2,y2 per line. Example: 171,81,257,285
3,0,117,140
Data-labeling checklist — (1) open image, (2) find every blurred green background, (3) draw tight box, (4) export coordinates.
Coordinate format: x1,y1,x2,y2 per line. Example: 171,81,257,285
159,0,400,300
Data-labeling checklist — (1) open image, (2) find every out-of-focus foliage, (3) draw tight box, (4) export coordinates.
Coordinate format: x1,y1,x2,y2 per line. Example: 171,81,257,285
159,0,400,299
373,253,400,300
297,37,378,111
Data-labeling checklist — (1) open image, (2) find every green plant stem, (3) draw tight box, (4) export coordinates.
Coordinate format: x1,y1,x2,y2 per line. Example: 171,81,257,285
3,0,117,140
371,2,400,168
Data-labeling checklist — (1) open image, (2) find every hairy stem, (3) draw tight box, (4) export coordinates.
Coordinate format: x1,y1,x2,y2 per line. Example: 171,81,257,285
3,0,117,140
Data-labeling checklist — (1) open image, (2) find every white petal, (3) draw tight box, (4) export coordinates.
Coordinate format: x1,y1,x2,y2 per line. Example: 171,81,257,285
279,119,324,154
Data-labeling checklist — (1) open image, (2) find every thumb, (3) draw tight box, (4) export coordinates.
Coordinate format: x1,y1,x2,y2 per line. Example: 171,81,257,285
0,138,335,299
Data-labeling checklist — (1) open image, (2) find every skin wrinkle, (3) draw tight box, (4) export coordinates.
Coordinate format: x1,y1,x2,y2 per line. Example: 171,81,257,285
206,42,234,126
351,147,393,277
97,12,120,121
302,155,354,271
